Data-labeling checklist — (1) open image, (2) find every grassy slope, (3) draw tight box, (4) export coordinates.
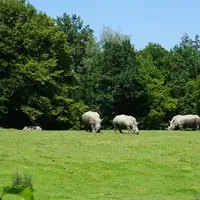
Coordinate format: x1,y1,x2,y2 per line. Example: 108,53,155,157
0,130,200,200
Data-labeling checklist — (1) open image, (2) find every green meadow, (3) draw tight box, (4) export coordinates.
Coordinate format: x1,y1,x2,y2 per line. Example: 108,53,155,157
0,130,200,200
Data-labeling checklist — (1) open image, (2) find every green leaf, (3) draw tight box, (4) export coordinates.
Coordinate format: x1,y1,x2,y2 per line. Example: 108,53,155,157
2,187,34,200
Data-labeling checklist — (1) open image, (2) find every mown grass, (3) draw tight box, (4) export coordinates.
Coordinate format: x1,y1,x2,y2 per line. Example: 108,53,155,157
0,129,200,200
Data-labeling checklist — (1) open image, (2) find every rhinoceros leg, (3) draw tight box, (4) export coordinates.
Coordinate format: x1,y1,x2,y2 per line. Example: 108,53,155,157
84,124,90,132
91,124,96,133
119,129,123,134
179,124,184,131
127,126,132,134
85,125,89,132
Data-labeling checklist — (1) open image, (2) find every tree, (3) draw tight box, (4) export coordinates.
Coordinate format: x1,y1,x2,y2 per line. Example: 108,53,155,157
56,13,94,74
0,0,87,129
166,34,200,115
137,43,177,129
83,27,148,128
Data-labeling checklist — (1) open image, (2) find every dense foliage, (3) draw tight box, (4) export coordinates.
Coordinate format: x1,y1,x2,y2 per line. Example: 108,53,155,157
1,0,200,129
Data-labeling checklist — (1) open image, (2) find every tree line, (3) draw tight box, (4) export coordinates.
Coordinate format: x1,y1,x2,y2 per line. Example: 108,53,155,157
1,0,200,130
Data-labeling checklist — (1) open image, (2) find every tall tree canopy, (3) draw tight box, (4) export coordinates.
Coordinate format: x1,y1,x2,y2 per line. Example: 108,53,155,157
82,27,148,127
56,13,94,74
137,43,177,129
0,0,87,129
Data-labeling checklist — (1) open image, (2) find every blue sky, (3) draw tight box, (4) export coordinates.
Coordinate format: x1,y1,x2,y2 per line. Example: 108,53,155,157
29,0,200,50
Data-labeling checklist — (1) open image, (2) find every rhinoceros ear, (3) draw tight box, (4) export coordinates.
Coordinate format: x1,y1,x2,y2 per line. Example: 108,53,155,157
136,122,140,125
169,120,171,123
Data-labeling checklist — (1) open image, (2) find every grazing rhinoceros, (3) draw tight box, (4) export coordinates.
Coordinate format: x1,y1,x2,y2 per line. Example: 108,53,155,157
168,114,200,130
113,114,140,134
82,111,102,133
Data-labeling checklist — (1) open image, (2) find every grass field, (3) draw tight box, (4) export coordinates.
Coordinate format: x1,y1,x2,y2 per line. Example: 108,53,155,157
0,129,200,200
